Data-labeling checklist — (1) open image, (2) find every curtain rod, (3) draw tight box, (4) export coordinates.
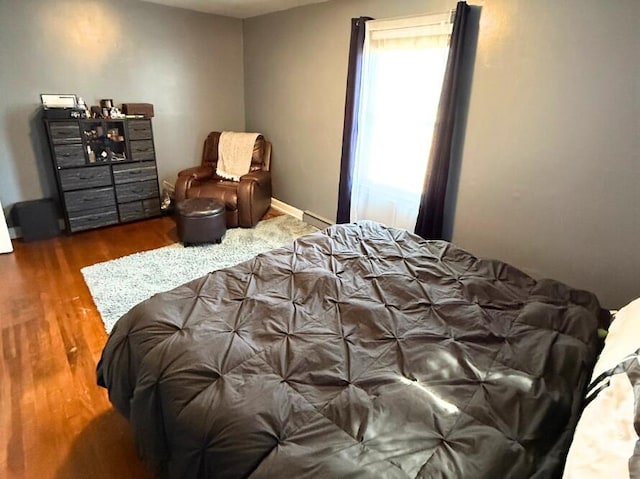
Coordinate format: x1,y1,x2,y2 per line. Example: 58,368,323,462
366,9,455,29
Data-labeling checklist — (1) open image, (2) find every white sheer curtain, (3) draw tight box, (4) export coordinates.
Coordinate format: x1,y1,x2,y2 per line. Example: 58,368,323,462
350,14,453,230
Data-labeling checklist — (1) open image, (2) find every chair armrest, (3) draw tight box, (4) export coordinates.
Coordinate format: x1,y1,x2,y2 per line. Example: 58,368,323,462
175,166,215,202
237,170,272,227
239,170,271,187
177,165,214,180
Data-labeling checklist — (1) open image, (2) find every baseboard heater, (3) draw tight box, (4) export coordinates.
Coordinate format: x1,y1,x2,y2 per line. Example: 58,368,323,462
302,210,333,230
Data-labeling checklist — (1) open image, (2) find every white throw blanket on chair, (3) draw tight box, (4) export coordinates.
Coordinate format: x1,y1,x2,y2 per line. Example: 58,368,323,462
216,131,260,181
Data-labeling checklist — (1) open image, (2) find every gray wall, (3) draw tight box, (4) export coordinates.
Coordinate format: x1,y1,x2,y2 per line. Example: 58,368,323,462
0,0,245,220
1,0,637,307
452,0,639,310
244,0,639,308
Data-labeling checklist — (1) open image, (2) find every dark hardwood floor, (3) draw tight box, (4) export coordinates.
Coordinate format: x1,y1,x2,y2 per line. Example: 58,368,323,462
0,210,281,478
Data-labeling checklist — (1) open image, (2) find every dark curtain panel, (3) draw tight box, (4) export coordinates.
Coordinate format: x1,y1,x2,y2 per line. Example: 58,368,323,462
336,16,373,224
414,1,470,239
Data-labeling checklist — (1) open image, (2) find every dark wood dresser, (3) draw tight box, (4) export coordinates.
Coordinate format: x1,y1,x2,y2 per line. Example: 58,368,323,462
44,118,161,233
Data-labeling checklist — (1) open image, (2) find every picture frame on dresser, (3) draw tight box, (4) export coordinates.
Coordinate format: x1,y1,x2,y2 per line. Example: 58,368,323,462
43,117,162,233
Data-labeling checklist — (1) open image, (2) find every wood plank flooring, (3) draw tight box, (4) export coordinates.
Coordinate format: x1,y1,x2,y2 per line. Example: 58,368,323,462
0,211,280,478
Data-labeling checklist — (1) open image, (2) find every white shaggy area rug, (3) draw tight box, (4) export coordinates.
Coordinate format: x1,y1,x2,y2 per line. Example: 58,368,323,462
82,215,317,333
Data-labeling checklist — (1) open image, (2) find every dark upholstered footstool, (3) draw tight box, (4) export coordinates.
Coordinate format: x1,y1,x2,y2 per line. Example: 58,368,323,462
176,198,226,245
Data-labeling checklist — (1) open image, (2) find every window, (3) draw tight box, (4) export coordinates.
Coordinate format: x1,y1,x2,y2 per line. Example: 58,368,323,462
350,13,453,230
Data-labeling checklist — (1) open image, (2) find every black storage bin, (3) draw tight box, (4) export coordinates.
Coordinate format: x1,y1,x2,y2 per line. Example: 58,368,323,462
13,199,60,241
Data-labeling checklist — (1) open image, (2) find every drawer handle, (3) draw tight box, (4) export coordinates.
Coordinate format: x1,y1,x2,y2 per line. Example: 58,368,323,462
127,170,142,175
136,147,151,152
132,127,147,131
56,131,72,136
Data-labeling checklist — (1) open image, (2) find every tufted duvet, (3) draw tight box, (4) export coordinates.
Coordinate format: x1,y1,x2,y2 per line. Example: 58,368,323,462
97,221,607,478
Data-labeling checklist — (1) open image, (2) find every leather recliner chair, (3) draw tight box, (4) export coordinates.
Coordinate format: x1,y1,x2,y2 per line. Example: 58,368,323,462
175,132,272,228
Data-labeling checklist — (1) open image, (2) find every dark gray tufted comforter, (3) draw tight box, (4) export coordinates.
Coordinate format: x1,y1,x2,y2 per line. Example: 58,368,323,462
97,221,607,478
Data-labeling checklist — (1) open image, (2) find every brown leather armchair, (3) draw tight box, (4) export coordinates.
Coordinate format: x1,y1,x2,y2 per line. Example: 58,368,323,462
175,132,272,228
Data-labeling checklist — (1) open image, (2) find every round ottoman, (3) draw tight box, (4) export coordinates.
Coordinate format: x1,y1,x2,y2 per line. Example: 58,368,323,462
176,198,226,246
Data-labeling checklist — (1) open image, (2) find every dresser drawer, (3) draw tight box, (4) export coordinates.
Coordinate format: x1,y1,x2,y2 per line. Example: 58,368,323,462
49,122,81,144
118,198,161,222
127,120,152,140
64,187,115,213
112,161,157,184
53,144,86,168
68,207,118,232
115,180,159,203
59,166,112,191
129,140,155,161
118,201,143,222
143,198,162,217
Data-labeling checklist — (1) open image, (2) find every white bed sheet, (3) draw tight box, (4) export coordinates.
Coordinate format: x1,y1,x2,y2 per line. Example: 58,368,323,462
563,298,640,479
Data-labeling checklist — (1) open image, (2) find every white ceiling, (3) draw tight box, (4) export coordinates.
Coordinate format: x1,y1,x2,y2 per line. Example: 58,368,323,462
139,0,333,18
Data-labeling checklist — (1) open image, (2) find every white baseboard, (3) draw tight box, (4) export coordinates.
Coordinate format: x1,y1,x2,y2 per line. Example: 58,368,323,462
271,198,303,220
302,211,333,229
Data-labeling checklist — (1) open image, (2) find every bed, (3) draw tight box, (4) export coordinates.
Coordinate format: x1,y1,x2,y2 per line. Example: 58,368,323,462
97,221,609,478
